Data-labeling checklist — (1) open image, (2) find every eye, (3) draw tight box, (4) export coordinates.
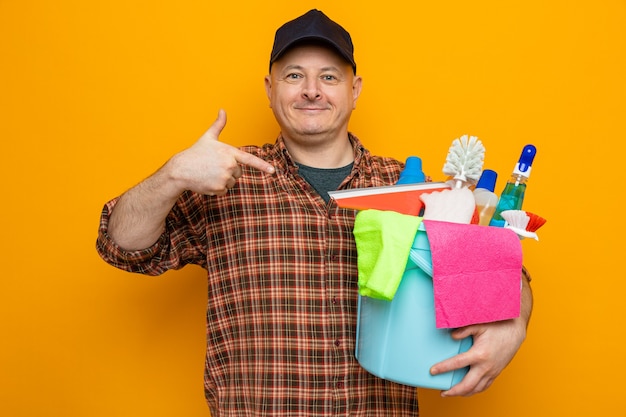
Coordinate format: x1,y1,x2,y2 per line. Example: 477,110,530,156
286,73,302,80
322,74,337,81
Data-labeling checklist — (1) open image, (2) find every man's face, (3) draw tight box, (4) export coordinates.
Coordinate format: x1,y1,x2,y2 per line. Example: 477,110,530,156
265,44,362,145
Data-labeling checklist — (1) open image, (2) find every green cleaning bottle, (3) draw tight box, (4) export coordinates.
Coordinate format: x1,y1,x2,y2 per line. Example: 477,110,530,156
489,145,537,227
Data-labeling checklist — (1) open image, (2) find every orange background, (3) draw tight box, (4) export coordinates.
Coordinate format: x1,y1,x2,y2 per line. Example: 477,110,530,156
1,1,624,416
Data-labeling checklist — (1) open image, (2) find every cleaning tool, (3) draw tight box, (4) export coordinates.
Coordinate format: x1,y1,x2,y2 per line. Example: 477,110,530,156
442,134,485,189
473,169,499,226
422,219,523,328
353,210,423,301
328,182,450,216
500,210,547,240
355,222,473,390
421,135,485,224
489,145,537,227
420,187,476,224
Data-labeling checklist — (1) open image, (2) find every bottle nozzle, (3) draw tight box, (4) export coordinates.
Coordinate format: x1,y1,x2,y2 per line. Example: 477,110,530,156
513,144,537,178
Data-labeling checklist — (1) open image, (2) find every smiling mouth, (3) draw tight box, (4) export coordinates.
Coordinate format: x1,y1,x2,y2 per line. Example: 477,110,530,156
295,107,328,112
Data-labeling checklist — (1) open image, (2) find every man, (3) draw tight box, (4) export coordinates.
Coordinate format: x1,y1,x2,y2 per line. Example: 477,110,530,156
97,9,532,416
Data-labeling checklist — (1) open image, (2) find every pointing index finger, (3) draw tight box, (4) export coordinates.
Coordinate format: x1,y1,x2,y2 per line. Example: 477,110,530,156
235,150,275,174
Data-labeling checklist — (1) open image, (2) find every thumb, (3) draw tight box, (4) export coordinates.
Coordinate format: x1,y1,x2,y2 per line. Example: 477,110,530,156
202,109,228,141
450,325,476,340
200,109,275,175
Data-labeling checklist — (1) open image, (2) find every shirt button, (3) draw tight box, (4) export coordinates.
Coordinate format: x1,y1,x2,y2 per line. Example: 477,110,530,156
334,339,341,347
337,382,344,389
331,297,338,304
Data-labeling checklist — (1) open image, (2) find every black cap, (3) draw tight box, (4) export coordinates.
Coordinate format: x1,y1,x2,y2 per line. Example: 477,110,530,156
269,9,356,73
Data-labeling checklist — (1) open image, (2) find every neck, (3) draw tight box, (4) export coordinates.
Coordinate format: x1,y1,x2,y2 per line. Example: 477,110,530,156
283,134,354,168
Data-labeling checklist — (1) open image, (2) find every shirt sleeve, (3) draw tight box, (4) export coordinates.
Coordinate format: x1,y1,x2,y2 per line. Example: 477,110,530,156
95,192,208,276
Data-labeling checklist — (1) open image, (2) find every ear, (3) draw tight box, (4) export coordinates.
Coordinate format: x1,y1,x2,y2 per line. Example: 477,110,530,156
352,75,363,108
264,75,272,107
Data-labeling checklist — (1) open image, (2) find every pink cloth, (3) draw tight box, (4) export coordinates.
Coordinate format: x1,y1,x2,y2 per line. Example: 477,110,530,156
422,220,523,329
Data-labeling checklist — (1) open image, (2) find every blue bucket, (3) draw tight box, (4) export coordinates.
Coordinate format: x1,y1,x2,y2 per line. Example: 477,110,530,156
355,225,473,389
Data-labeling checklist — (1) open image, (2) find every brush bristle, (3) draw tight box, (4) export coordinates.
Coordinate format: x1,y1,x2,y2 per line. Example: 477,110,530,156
525,212,547,232
442,134,485,185
501,210,547,241
500,210,530,230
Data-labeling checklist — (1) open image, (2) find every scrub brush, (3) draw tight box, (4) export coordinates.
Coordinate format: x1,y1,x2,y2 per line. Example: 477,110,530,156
442,134,486,189
500,210,547,240
420,134,485,224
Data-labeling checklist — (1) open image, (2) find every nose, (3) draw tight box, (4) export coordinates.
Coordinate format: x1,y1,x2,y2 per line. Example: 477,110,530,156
302,78,321,100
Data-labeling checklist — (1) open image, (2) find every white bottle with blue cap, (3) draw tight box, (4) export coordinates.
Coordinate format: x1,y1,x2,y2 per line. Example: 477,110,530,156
473,169,499,226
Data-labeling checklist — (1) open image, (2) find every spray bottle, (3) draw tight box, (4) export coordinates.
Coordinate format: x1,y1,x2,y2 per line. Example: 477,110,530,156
489,144,537,227
473,169,499,226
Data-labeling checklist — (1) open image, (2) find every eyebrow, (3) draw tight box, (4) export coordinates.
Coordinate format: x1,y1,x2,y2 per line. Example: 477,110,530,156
282,64,342,73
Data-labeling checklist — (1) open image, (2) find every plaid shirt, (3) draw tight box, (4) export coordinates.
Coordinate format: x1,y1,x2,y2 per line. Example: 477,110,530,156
96,134,420,416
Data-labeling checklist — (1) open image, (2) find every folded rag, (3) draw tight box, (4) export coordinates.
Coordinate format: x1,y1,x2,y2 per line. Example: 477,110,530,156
353,209,423,301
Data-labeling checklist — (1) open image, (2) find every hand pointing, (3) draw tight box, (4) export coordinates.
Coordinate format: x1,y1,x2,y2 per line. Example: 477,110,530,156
167,109,275,196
